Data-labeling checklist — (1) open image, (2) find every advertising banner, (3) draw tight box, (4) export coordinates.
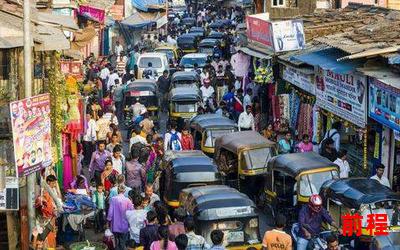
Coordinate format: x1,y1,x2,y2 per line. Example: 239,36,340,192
369,77,400,132
78,5,105,24
315,67,367,128
10,94,52,177
271,20,306,52
61,60,83,80
246,15,273,49
283,65,315,95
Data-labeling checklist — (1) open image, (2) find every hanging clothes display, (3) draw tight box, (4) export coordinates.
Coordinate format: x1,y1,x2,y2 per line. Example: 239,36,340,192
289,91,300,130
297,103,313,138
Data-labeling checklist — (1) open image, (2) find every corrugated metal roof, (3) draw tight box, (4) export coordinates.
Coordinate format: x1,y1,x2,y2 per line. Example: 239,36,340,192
35,12,78,31
121,11,163,27
277,44,328,65
357,67,400,89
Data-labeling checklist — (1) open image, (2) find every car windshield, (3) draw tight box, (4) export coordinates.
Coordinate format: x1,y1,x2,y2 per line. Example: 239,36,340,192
156,50,174,60
299,170,338,197
204,129,235,147
174,102,197,112
139,57,162,68
180,57,207,68
242,147,274,170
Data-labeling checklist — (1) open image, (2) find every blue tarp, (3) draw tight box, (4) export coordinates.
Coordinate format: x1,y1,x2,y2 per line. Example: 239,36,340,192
131,0,165,12
292,48,364,74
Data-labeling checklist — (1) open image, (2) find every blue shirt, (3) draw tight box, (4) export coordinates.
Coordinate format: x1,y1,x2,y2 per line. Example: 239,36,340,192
298,205,333,238
109,185,132,200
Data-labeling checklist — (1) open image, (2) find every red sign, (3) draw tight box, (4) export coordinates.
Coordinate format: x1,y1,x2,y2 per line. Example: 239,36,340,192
341,213,389,236
78,5,105,24
246,15,273,48
110,5,124,21
61,60,83,80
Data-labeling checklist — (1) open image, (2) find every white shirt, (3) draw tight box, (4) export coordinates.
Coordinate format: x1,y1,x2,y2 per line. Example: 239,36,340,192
164,130,182,152
129,135,148,149
200,86,215,102
103,112,119,126
243,94,252,109
83,119,97,142
126,209,147,242
112,155,125,175
107,73,120,91
323,129,341,152
100,67,110,80
238,112,255,131
167,36,177,46
334,158,350,178
115,44,124,56
370,175,391,188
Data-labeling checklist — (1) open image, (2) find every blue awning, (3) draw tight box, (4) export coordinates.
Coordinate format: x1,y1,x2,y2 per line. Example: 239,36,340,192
292,48,364,74
131,0,165,12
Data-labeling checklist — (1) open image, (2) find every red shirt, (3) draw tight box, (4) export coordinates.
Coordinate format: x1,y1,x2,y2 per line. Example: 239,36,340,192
181,134,194,150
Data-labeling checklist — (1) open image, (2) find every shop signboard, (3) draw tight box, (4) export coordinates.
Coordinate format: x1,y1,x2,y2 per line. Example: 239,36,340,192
110,5,124,21
246,14,273,49
283,65,315,95
271,20,306,53
10,94,52,177
369,77,400,132
315,67,367,128
78,5,105,24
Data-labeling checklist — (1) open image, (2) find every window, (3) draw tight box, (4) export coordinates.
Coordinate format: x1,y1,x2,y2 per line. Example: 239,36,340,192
138,57,162,68
272,0,285,7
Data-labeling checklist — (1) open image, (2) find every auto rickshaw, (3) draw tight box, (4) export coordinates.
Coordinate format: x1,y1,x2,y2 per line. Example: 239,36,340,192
182,17,196,27
207,31,227,48
168,86,202,128
170,71,200,89
154,45,181,64
122,79,159,127
190,114,237,156
262,152,339,223
214,131,276,200
320,178,400,248
189,26,206,37
179,185,262,249
198,38,221,56
177,33,200,54
371,232,400,250
160,150,222,208
209,19,232,30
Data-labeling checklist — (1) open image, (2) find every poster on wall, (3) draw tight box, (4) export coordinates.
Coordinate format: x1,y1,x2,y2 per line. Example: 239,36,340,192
369,77,400,132
271,20,306,52
282,65,315,95
246,14,273,49
10,93,52,177
315,67,367,128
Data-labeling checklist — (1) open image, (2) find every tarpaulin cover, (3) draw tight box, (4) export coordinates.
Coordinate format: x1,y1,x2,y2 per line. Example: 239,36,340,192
121,11,163,28
131,0,165,12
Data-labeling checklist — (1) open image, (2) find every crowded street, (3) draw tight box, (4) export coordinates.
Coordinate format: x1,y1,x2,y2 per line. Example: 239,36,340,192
2,0,400,249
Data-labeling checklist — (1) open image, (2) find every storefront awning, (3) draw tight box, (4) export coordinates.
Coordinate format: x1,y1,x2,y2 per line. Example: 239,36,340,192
121,11,165,28
131,0,165,12
236,46,271,60
293,48,364,74
71,26,97,50
35,12,79,31
34,24,70,51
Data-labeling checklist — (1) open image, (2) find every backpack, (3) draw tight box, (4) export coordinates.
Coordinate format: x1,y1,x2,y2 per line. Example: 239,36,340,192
319,130,338,154
169,131,182,151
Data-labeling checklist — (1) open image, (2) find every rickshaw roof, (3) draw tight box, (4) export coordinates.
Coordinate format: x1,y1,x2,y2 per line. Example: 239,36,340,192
190,114,223,123
155,46,177,51
178,33,197,40
125,80,157,92
171,157,218,173
208,31,224,39
191,117,237,131
169,86,201,101
268,152,338,177
373,232,400,249
171,71,200,81
181,185,239,199
183,17,196,22
164,150,206,161
199,38,220,47
320,178,400,209
214,131,275,154
189,26,205,32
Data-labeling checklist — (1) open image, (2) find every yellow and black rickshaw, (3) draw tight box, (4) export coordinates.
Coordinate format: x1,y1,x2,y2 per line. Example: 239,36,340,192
168,86,201,128
320,178,400,248
154,45,181,64
190,114,237,156
262,152,339,222
122,79,159,127
159,150,222,208
170,71,201,90
179,185,262,250
214,131,276,200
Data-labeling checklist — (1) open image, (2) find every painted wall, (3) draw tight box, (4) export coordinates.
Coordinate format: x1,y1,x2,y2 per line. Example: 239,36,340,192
388,0,400,10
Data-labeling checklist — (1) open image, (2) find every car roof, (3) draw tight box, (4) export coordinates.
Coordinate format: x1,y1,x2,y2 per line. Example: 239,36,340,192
182,53,208,58
320,178,400,209
268,152,338,177
171,71,200,80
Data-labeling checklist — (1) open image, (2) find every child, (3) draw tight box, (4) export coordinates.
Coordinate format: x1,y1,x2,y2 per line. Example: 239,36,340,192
181,127,194,150
92,183,106,233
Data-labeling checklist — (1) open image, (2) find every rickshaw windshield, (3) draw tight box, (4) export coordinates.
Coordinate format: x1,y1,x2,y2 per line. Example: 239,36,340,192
242,147,274,170
204,129,235,147
299,170,338,197
174,102,198,112
360,201,400,227
156,50,174,60
139,57,162,68
125,95,157,107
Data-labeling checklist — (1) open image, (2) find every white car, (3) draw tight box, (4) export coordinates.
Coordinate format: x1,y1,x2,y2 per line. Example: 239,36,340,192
179,53,208,72
137,52,170,79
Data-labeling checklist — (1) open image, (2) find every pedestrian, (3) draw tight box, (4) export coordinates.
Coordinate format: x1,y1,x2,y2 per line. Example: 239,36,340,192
200,79,215,103
115,40,124,56
106,133,121,153
150,226,177,250
164,121,182,151
175,234,188,250
297,134,313,153
140,112,155,135
92,183,106,233
371,163,390,188
127,191,148,248
326,235,339,250
101,159,118,193
96,110,111,142
320,138,338,162
262,214,292,250
278,131,294,154
238,105,255,131
107,69,120,93
209,230,225,250
89,141,112,184
113,79,125,123
142,183,160,208
233,88,244,121
83,113,97,167
181,127,194,150
334,149,350,178
111,145,125,175
126,146,146,191
107,184,133,250
322,122,341,152
185,217,208,250
262,124,276,141
169,208,186,241
107,123,123,144
130,126,148,149
109,174,132,199
157,70,170,111
103,92,113,112
243,88,252,109
140,210,160,250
